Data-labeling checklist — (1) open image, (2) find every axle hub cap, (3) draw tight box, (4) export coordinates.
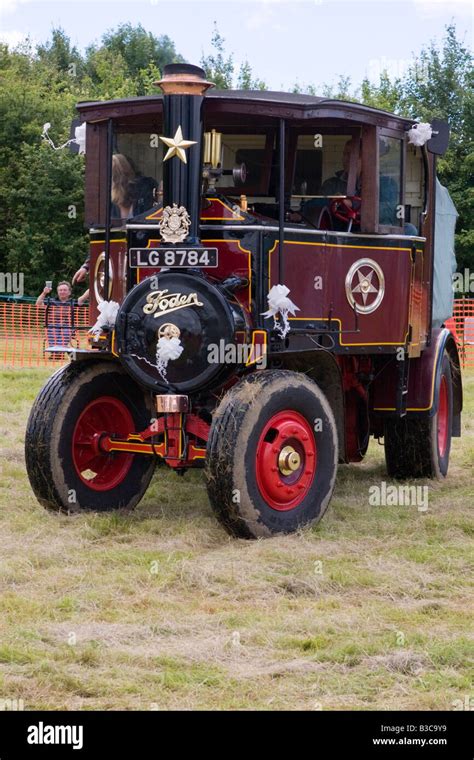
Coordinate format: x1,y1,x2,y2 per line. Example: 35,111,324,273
278,445,302,475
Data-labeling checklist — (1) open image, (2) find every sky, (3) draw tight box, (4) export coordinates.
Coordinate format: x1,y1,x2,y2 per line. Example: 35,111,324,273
0,0,472,91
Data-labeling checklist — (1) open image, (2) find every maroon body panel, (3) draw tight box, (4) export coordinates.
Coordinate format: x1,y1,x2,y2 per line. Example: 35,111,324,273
372,328,447,413
269,238,418,347
88,237,128,325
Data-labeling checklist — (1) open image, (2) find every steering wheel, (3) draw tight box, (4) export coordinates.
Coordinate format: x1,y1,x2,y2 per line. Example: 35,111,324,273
330,196,361,231
300,205,333,231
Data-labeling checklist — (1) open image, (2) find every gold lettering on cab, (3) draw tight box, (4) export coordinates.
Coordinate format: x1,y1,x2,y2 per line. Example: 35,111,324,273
143,289,204,317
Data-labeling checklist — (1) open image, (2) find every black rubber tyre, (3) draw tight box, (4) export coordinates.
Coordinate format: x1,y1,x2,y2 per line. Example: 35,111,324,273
25,361,156,512
205,370,338,538
384,350,453,479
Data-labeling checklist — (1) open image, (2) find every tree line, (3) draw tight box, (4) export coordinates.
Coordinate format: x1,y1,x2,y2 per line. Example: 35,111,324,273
0,22,472,295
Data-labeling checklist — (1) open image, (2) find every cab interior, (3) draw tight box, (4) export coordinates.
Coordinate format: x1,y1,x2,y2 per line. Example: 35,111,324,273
81,98,427,238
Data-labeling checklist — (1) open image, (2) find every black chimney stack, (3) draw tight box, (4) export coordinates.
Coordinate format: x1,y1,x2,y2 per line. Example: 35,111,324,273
156,64,213,244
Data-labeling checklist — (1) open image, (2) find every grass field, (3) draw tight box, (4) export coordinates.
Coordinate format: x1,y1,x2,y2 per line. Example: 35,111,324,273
0,367,472,710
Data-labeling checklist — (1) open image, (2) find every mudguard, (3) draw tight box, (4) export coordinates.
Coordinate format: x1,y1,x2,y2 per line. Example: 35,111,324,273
372,328,462,434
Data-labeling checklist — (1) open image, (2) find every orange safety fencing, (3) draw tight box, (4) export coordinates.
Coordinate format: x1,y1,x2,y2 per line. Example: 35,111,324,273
0,298,473,370
445,299,474,369
0,302,90,368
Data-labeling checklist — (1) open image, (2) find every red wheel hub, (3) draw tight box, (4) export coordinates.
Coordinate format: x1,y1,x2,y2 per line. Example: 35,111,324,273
255,410,317,511
437,375,449,458
72,396,134,491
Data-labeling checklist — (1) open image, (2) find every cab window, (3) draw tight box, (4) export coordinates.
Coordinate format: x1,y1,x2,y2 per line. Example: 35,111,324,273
112,132,163,223
379,136,403,228
291,132,360,203
404,143,425,233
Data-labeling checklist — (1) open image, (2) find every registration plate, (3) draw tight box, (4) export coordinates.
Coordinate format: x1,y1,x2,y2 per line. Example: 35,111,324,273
129,247,218,268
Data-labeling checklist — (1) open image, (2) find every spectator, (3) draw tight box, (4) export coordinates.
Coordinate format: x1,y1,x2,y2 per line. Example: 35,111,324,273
36,281,88,349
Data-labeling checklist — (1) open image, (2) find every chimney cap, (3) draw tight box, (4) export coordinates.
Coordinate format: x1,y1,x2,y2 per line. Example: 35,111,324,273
163,63,207,79
156,63,214,95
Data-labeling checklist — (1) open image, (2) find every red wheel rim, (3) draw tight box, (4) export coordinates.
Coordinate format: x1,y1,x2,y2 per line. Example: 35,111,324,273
437,375,449,458
255,410,317,511
72,396,134,491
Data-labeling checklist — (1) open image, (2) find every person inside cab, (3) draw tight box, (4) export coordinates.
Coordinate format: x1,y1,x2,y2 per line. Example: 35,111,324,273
111,153,158,222
294,136,418,235
73,154,159,284
320,137,361,196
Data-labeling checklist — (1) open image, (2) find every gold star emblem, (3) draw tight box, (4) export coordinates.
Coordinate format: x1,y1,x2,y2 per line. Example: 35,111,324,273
159,126,197,164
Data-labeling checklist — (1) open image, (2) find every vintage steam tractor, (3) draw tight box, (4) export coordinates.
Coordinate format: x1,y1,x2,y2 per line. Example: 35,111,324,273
26,64,462,538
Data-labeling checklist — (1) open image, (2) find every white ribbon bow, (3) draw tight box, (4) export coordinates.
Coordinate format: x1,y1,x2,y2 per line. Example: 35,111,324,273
89,300,120,338
407,122,433,147
156,336,184,380
262,284,300,339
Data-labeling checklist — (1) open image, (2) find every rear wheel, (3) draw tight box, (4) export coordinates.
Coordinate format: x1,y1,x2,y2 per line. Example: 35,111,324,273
384,350,453,479
25,361,156,511
206,370,338,538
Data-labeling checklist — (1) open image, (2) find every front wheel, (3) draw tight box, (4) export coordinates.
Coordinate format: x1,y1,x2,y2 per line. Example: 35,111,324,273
25,361,156,512
206,370,338,538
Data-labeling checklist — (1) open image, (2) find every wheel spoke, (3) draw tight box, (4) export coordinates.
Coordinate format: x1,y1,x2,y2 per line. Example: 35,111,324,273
75,448,97,468
74,436,93,446
72,396,135,491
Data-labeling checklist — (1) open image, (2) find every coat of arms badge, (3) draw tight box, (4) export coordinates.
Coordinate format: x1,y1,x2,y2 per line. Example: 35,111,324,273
158,204,191,244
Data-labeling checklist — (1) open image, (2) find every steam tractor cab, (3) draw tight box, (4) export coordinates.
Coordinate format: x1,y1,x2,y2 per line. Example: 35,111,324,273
26,64,462,539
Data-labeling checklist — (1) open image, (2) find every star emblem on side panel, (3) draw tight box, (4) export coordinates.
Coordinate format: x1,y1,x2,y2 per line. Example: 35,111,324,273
159,126,197,164
352,268,378,305
345,259,385,314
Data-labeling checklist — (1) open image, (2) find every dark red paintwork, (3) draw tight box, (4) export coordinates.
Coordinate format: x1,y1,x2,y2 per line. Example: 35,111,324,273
372,328,448,413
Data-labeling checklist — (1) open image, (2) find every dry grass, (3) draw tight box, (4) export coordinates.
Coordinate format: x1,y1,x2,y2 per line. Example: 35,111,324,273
0,367,473,710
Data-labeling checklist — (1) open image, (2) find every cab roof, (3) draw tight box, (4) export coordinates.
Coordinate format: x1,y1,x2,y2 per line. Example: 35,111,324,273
77,89,413,130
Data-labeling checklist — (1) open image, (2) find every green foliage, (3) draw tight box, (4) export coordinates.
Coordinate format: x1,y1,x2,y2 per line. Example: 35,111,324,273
399,25,471,142
237,61,266,91
360,72,403,113
321,75,354,101
356,25,473,270
80,47,139,100
4,144,87,294
0,25,185,294
401,25,473,272
36,27,83,79
200,25,234,89
0,36,80,293
97,23,183,88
